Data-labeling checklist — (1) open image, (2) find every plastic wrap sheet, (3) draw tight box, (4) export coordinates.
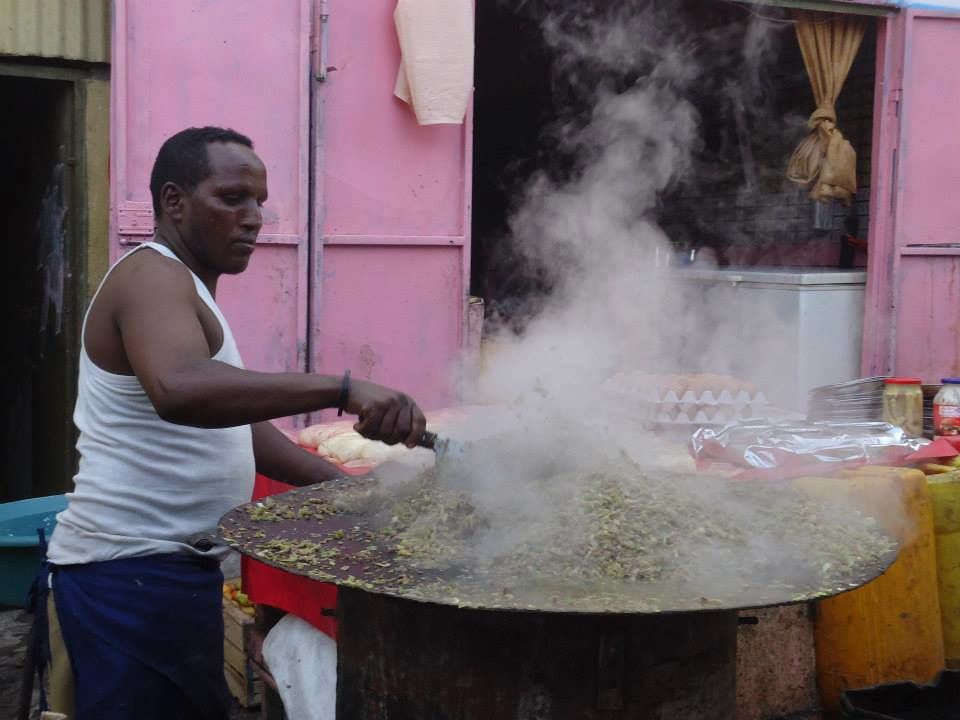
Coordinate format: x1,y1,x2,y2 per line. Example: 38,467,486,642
690,421,927,474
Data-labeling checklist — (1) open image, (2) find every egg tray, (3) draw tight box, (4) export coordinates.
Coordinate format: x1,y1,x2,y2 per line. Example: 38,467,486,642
603,375,769,427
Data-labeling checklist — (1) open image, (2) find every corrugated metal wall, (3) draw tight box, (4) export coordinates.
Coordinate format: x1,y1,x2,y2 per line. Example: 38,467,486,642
0,0,110,63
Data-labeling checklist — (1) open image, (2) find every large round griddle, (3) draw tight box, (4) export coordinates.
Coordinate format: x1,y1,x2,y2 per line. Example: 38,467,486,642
218,474,897,615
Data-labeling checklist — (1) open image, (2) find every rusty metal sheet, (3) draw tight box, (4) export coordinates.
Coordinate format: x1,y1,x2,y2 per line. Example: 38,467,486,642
335,588,739,720
218,473,897,615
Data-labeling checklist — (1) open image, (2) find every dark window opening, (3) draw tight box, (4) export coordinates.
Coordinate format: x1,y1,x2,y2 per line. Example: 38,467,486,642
1,75,80,501
471,1,878,326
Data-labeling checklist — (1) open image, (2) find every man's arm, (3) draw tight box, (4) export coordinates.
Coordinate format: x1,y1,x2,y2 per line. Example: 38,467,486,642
117,257,425,444
251,421,343,486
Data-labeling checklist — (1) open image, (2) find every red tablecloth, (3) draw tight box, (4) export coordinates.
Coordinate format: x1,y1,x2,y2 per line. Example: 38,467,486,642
241,474,339,639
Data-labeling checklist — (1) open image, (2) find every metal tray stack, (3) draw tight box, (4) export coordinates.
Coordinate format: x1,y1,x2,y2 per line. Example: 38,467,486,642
923,384,941,437
809,378,941,436
808,377,887,424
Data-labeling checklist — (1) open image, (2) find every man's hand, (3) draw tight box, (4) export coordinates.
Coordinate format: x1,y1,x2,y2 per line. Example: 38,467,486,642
347,379,427,448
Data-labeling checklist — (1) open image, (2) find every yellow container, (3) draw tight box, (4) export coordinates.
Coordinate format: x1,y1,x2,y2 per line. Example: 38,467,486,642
927,470,960,668
796,467,944,714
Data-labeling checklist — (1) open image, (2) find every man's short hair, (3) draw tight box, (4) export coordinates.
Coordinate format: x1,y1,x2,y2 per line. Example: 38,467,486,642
149,126,254,217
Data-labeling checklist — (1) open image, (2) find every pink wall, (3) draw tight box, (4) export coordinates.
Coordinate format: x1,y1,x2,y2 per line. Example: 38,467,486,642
115,0,960,407
111,0,312,399
862,10,960,381
110,0,472,427
312,0,472,418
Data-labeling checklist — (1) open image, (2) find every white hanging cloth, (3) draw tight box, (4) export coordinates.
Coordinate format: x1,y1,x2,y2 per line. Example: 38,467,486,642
394,0,474,125
262,614,337,720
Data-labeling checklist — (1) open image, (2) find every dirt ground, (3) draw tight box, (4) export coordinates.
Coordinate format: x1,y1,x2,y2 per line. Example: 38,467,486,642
0,608,34,718
0,608,261,719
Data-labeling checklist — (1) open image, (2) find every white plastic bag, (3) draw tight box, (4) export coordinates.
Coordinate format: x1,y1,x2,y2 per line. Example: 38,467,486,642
262,614,337,720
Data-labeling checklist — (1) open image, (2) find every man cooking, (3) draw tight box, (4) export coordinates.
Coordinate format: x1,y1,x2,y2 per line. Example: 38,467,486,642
39,126,428,719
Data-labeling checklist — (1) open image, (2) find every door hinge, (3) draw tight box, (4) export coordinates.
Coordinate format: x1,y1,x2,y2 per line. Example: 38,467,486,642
313,0,335,82
891,88,903,118
891,148,898,213
117,201,155,245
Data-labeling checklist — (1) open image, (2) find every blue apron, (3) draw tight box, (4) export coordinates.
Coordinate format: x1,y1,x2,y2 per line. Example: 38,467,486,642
46,552,231,720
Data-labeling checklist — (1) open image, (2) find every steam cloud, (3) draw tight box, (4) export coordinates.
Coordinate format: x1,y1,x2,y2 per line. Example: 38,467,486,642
470,1,801,418
403,1,903,600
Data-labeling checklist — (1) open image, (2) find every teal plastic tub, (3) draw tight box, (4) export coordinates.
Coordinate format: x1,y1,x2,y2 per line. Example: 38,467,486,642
0,495,67,607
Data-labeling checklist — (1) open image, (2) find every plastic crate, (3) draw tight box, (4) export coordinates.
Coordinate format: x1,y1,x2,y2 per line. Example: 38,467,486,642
0,494,67,607
841,670,960,719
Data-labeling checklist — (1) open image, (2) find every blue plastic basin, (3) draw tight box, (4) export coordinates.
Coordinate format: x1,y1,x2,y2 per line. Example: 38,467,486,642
0,495,67,607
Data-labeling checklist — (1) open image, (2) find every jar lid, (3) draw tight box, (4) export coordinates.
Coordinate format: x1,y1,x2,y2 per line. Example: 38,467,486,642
885,377,922,384
942,378,960,384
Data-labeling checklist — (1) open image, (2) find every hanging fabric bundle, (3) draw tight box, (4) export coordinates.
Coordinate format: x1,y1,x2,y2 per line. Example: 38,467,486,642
394,0,474,126
786,10,867,206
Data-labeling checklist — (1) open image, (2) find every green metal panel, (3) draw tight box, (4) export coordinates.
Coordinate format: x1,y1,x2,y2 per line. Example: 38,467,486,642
0,0,111,62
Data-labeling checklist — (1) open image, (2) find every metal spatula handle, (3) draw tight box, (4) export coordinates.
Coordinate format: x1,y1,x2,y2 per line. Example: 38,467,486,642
417,430,459,461
418,430,444,451
417,430,443,450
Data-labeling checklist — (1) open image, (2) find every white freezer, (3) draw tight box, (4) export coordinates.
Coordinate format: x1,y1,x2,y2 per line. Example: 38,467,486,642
674,267,867,412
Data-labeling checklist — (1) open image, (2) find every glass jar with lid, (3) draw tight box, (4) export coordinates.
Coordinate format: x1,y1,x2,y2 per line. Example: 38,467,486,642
883,378,924,438
934,379,960,437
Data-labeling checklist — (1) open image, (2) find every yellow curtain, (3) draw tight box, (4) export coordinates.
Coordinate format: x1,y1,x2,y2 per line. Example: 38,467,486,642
786,10,867,206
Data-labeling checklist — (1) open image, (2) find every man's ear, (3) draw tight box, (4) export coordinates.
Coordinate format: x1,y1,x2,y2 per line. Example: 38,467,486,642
161,182,187,222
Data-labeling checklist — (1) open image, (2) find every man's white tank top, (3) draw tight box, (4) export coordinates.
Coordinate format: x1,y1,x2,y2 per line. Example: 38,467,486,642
47,242,255,565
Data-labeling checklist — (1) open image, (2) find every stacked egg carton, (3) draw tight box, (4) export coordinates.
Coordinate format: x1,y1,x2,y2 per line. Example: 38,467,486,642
654,386,769,426
604,372,768,427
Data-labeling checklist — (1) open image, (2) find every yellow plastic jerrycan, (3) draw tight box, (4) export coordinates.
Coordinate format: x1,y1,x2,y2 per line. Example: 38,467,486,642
927,470,960,668
794,467,944,714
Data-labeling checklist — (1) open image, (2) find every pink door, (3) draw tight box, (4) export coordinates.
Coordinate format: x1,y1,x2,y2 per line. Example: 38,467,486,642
112,1,473,427
110,0,312,426
311,1,473,418
862,9,960,381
